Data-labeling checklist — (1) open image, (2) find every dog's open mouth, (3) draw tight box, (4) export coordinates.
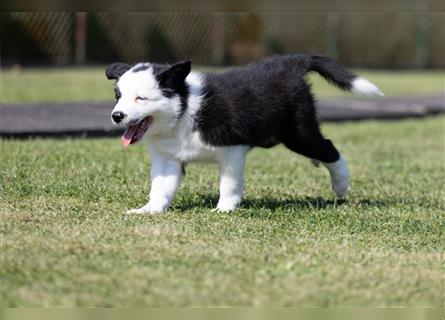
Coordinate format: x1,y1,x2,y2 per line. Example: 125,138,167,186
121,116,153,147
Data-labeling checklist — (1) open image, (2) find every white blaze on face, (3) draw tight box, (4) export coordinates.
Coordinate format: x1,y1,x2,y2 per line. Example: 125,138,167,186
113,65,163,123
112,64,183,145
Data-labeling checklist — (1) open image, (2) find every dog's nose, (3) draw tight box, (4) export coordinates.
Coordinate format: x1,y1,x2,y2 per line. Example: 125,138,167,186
112,111,126,124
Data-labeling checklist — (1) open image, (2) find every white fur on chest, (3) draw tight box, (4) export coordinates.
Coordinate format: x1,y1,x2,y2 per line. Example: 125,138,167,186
144,71,221,163
146,130,218,163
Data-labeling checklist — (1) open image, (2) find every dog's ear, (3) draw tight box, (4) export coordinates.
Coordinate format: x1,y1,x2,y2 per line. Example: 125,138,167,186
105,63,131,80
157,60,192,85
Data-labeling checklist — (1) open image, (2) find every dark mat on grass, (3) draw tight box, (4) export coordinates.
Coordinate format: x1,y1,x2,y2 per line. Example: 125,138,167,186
1,94,444,138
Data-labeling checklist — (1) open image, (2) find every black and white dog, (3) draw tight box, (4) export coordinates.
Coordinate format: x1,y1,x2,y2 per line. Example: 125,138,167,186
106,54,383,214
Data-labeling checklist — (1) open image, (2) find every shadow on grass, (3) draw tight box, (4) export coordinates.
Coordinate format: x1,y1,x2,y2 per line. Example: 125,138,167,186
174,194,395,212
242,197,349,211
174,194,346,211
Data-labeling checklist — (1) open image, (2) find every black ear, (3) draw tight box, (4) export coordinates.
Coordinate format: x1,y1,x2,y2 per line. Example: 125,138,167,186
105,63,131,80
157,60,192,85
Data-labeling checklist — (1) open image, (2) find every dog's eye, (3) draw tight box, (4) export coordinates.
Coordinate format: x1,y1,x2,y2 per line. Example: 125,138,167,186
136,96,148,101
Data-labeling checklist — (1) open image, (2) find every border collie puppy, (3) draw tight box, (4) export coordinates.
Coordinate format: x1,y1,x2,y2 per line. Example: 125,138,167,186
105,54,383,214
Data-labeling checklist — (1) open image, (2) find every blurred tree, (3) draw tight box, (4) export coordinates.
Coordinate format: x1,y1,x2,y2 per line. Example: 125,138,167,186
0,14,48,65
86,14,121,63
146,24,177,63
227,13,266,64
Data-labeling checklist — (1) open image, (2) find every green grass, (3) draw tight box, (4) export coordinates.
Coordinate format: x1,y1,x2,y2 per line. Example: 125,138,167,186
1,117,444,307
1,66,444,103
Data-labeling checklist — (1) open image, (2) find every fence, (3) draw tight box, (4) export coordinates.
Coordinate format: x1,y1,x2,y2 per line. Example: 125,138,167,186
0,12,444,68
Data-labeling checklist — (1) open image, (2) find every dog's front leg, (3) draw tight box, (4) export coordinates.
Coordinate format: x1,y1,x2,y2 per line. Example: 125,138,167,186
213,146,248,212
127,150,182,214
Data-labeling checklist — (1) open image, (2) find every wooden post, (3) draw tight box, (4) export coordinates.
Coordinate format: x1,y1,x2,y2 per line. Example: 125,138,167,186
75,12,87,65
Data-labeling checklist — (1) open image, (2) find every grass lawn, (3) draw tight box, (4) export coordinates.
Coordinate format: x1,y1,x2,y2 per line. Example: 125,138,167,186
1,66,444,103
1,116,444,307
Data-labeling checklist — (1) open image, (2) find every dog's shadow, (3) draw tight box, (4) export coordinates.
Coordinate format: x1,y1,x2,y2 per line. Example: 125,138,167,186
173,194,393,212
241,196,348,211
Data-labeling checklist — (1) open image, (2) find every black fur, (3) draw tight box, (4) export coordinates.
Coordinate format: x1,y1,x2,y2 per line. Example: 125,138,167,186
309,55,355,90
104,54,354,163
195,54,355,163
105,63,131,80
154,61,191,116
114,85,122,101
106,61,191,115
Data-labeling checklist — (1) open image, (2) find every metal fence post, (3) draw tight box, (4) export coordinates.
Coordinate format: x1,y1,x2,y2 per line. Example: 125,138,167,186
75,12,87,65
416,14,429,68
326,13,339,59
212,13,226,65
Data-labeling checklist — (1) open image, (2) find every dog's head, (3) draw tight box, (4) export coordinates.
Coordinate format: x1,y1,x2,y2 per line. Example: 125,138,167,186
105,60,191,146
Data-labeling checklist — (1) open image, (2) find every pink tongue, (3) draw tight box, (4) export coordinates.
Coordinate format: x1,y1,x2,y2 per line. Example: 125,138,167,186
121,125,138,147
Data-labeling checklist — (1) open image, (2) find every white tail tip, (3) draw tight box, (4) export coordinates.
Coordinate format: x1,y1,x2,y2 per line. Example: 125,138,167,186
351,77,384,97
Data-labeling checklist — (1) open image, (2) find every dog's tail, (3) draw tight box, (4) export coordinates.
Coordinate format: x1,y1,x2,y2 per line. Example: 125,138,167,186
309,54,384,96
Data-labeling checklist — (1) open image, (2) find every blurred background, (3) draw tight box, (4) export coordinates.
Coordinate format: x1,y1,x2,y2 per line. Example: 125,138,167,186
1,10,444,309
1,12,444,68
1,10,444,133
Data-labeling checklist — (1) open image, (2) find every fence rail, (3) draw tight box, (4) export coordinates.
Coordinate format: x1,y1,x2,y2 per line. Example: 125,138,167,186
1,12,444,68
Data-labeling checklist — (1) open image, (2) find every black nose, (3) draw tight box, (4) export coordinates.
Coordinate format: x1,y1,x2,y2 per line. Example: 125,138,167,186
112,111,126,124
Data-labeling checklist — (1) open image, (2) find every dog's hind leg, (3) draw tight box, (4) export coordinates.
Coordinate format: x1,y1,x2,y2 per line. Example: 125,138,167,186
281,118,349,197
321,156,349,197
213,145,250,212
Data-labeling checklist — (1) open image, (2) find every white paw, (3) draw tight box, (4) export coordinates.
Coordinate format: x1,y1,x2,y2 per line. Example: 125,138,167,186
323,157,349,198
331,165,349,197
332,178,349,197
212,197,241,212
126,201,167,215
